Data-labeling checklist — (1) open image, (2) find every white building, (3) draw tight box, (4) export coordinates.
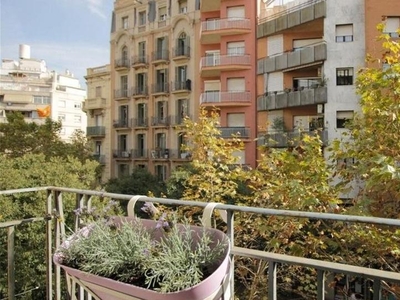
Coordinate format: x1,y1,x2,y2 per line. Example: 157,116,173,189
0,44,87,141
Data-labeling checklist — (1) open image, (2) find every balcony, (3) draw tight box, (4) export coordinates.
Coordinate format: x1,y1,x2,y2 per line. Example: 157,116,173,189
114,58,130,71
200,54,251,77
151,116,170,127
132,148,148,159
150,148,170,159
171,80,191,94
257,43,327,74
171,114,193,126
219,126,250,139
92,153,106,164
113,149,132,159
114,89,130,101
257,0,326,38
132,117,149,128
200,91,251,107
131,86,149,98
131,55,149,69
260,128,328,148
4,187,399,300
86,126,105,137
82,97,106,111
172,46,191,61
257,86,327,111
151,50,169,65
201,18,251,44
151,83,169,95
113,119,131,129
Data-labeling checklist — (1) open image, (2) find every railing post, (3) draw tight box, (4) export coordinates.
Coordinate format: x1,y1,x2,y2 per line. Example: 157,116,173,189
226,210,234,298
317,270,325,300
373,279,381,300
268,261,277,300
7,226,15,300
46,189,53,300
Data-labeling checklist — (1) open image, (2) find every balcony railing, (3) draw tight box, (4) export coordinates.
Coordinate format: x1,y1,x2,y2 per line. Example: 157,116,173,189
151,116,170,126
259,128,329,147
114,58,130,69
114,89,129,99
200,54,251,68
152,50,169,62
172,46,191,59
83,97,106,111
2,187,400,300
113,119,131,129
86,126,105,137
132,117,148,127
257,86,327,111
219,126,250,139
201,18,251,32
131,86,148,97
131,148,148,158
113,149,132,158
171,114,193,125
200,91,251,105
151,82,169,94
92,154,105,164
131,55,148,66
171,80,191,92
257,43,327,74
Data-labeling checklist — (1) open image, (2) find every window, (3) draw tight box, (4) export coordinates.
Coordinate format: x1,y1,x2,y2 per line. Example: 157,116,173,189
119,134,128,151
122,16,128,29
95,86,102,97
157,101,167,121
175,66,187,87
336,24,353,42
336,111,353,128
158,7,167,21
33,95,51,104
227,41,245,56
74,102,81,109
176,32,189,56
58,114,66,122
74,115,82,123
137,134,146,157
120,75,128,96
138,42,146,62
137,103,147,126
156,37,168,60
156,69,168,92
336,68,353,86
138,11,146,26
384,17,400,37
58,100,66,108
155,165,167,182
177,99,188,123
227,6,245,19
95,141,102,154
156,132,166,149
179,1,187,13
121,46,129,65
119,105,129,126
136,73,146,94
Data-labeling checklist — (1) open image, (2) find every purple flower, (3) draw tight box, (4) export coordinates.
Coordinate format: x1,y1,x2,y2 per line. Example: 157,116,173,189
141,202,159,217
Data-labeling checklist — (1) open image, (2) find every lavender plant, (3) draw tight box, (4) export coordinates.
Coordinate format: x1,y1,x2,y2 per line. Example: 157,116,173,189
54,201,228,293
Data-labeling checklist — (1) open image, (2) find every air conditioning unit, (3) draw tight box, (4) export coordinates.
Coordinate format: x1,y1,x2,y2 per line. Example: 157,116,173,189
122,151,130,158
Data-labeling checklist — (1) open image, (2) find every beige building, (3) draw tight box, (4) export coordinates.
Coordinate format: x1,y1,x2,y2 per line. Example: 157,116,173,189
106,0,201,180
84,65,111,181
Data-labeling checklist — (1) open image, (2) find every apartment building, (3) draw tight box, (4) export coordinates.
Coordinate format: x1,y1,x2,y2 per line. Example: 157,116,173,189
0,44,87,141
256,0,399,166
108,0,201,180
84,65,111,181
199,0,258,169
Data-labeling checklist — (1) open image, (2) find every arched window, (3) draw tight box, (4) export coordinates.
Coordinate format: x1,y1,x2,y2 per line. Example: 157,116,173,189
177,32,189,56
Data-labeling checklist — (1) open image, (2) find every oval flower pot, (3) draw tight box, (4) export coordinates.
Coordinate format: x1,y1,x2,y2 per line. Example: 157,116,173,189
54,217,231,300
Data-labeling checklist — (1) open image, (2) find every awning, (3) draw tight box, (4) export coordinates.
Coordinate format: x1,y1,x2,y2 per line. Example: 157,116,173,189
3,94,32,104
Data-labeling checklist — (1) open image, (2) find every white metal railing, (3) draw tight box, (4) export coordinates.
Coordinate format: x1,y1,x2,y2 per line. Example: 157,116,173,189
200,91,251,104
200,54,251,68
1,187,400,300
201,18,251,32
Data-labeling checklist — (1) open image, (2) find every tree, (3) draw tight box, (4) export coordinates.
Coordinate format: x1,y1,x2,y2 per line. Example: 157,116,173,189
329,24,400,218
105,167,166,197
0,112,93,162
0,154,100,299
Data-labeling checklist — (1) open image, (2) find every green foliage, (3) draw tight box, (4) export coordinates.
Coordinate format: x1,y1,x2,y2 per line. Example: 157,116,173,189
0,112,94,162
104,167,166,197
0,153,100,299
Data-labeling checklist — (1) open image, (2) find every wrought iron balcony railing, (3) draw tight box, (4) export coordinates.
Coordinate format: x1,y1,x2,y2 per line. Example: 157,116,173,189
1,187,400,300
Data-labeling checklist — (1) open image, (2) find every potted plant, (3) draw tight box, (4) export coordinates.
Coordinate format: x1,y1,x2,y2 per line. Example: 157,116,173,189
53,202,231,300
